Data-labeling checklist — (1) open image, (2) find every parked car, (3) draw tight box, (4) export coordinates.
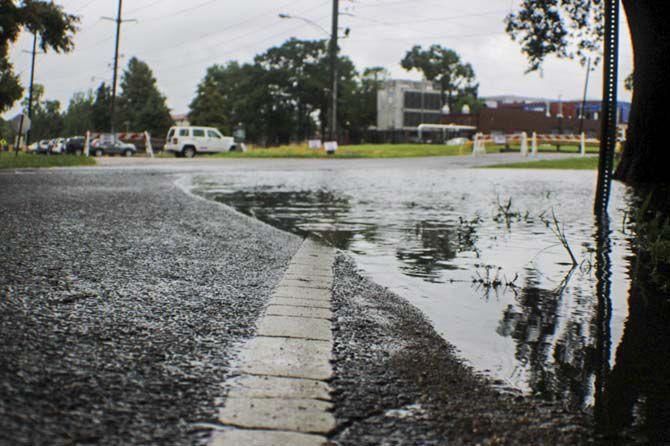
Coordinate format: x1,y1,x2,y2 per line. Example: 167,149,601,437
64,137,85,155
49,138,66,154
164,126,235,158
32,140,50,154
91,139,136,157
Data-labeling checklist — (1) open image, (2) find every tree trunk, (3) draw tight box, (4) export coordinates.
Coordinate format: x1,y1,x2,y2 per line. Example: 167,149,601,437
614,0,670,184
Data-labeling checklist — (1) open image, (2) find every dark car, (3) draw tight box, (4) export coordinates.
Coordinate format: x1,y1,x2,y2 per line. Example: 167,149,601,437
91,140,137,157
64,137,85,155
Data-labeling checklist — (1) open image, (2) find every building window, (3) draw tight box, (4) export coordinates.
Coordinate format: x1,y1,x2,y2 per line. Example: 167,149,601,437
404,92,442,110
404,112,442,127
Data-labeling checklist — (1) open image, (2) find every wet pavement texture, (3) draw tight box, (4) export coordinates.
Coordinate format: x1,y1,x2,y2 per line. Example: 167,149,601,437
1,156,668,445
0,170,301,445
195,165,670,444
329,254,592,445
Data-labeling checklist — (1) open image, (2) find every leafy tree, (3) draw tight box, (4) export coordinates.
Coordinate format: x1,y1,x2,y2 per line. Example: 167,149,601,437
506,1,670,184
0,1,78,112
189,68,228,131
91,82,111,132
117,57,173,136
21,84,63,141
0,117,14,144
255,38,331,140
347,67,388,140
190,38,360,145
62,91,94,136
401,45,479,112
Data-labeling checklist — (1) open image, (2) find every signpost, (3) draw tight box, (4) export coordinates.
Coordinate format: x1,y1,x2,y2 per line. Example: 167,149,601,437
10,114,31,157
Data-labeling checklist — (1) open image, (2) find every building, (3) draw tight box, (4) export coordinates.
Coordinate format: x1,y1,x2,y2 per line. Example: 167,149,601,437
376,79,451,142
374,84,631,143
442,108,601,138
171,113,190,127
482,96,631,125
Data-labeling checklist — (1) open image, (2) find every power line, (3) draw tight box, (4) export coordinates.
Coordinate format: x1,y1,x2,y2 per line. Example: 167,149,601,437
132,0,322,60
347,9,507,27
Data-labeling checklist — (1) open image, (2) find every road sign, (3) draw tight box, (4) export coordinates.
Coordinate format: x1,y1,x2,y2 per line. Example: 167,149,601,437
10,114,31,134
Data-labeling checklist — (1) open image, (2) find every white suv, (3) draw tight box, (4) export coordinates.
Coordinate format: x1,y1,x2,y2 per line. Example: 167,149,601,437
164,126,235,158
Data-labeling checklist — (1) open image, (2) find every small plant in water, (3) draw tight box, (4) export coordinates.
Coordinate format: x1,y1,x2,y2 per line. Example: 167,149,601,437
548,208,578,266
493,196,523,226
472,265,519,291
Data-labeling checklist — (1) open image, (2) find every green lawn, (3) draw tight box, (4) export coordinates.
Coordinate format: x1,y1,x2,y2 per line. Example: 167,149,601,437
487,156,599,170
214,143,492,159
0,152,96,169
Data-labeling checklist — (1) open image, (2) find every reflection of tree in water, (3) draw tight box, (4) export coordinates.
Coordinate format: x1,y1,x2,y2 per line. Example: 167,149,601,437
496,270,597,409
593,191,670,444
210,188,376,250
498,204,670,444
396,218,479,281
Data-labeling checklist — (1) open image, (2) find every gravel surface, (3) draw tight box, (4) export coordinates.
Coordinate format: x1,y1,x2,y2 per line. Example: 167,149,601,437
0,170,301,445
329,254,595,446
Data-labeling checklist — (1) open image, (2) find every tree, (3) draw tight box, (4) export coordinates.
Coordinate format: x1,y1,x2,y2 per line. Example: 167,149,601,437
22,84,63,141
189,38,360,145
506,1,670,184
0,1,78,112
255,38,331,140
91,82,111,132
400,45,479,112
117,57,173,136
62,91,94,136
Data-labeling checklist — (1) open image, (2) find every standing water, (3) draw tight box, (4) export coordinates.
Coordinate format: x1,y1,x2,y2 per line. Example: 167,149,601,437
193,167,669,443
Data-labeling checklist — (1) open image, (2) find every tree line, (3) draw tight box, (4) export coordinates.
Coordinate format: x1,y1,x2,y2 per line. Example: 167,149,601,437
188,39,479,146
2,57,173,142
2,37,479,146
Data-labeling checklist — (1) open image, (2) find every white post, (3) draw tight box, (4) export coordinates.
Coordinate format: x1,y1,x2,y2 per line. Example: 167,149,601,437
580,132,586,157
473,133,487,156
84,131,90,157
144,131,154,158
520,132,529,157
531,132,538,158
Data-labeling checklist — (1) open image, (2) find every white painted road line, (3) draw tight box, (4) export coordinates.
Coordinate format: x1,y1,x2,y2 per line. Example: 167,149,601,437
211,238,336,445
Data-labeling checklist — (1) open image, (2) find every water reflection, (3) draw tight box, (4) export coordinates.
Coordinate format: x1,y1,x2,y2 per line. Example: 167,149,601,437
194,170,670,443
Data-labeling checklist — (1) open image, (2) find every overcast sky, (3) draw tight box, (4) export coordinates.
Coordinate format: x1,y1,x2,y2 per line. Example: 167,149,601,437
4,0,634,119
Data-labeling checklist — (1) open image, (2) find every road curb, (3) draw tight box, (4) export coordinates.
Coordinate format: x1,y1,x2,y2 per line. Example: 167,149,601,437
211,238,335,445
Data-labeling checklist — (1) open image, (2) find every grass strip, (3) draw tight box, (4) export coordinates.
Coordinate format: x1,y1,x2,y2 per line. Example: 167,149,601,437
486,156,599,170
0,152,96,170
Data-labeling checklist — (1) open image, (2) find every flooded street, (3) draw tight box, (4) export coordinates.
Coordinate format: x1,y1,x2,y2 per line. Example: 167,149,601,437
193,165,669,442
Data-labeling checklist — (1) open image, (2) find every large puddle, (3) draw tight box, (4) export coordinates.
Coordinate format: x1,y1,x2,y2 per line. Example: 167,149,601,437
193,167,669,442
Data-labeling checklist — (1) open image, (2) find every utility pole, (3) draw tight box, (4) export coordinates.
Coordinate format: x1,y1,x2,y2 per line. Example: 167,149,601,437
23,32,41,146
328,0,339,142
103,0,133,138
110,0,123,137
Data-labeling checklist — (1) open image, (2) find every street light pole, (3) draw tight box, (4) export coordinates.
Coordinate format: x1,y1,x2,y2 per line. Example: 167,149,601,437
329,0,339,142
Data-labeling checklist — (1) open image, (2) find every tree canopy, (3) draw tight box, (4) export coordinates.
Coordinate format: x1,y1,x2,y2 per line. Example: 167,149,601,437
189,38,371,146
400,45,479,112
0,0,78,112
506,1,670,184
117,57,173,136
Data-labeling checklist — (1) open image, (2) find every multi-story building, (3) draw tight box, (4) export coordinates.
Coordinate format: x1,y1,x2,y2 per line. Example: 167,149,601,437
376,79,448,141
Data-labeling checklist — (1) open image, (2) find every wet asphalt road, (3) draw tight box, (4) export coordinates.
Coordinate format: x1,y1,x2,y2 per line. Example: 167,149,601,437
0,168,301,445
0,157,597,445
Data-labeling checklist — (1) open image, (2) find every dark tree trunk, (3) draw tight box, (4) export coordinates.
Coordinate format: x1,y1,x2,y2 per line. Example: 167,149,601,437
614,0,670,184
